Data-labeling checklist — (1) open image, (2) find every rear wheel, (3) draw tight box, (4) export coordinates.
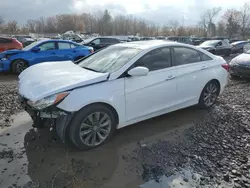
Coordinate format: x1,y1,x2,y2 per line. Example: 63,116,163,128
198,81,220,109
68,104,117,150
12,59,28,74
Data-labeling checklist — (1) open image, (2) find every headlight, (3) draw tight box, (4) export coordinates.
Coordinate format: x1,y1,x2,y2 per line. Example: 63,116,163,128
27,92,69,110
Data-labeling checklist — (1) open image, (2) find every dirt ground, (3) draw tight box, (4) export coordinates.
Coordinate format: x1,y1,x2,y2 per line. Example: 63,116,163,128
1,55,250,188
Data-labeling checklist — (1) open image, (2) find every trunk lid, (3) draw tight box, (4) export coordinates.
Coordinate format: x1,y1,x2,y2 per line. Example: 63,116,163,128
18,61,109,101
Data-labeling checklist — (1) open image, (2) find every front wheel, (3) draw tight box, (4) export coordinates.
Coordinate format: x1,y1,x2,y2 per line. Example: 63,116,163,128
12,59,28,74
68,104,117,150
198,81,220,109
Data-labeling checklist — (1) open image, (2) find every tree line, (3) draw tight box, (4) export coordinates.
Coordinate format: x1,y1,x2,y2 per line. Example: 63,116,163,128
0,2,250,39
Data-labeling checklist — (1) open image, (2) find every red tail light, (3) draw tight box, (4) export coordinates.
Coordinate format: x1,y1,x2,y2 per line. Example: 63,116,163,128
89,49,94,53
222,64,229,71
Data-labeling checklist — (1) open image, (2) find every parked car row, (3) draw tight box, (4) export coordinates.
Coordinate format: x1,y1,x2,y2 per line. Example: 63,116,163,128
0,39,93,73
198,40,231,56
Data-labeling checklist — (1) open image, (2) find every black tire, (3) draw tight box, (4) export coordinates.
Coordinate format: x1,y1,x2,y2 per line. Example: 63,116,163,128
198,81,220,109
12,59,28,74
68,104,117,150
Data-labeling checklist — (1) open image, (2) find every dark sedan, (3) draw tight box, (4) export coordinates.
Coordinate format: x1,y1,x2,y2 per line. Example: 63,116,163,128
81,37,120,51
198,40,231,56
231,41,249,54
229,53,250,78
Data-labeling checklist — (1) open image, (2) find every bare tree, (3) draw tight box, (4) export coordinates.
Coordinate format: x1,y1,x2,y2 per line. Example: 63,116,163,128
223,9,240,38
200,7,222,36
6,20,18,34
0,16,4,25
216,21,226,36
169,20,179,35
239,2,250,39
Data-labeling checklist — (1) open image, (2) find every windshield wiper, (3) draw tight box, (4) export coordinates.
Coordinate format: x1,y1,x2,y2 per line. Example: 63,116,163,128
82,66,100,73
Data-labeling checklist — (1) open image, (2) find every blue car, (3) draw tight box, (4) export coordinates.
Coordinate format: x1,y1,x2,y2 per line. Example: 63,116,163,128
0,39,93,73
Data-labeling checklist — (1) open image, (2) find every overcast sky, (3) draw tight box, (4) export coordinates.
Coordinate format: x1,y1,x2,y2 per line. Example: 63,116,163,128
0,0,247,25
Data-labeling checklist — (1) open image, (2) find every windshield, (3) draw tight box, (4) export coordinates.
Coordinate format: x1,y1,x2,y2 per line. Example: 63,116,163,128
23,41,39,51
200,40,219,46
78,46,142,73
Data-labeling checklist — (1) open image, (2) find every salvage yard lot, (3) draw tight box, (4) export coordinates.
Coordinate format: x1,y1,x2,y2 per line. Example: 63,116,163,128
1,55,250,188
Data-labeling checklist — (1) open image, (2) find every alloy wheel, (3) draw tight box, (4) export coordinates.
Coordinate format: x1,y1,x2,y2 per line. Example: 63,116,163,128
79,112,112,146
203,83,219,107
16,60,28,73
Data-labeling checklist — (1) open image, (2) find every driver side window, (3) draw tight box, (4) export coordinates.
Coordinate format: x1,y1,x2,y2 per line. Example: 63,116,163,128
39,42,56,51
217,41,222,46
135,48,171,71
92,39,100,45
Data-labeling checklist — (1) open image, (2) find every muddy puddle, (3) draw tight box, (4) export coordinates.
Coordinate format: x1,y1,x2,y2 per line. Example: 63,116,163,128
0,107,206,188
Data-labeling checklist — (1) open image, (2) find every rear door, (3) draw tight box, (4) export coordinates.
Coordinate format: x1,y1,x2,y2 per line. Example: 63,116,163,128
56,42,75,61
172,46,214,106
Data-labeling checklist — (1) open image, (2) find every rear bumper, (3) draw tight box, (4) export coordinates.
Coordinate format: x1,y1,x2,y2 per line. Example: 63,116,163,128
229,66,250,77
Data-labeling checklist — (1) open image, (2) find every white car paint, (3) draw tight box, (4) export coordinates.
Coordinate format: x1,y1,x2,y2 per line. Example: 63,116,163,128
18,61,109,101
19,41,228,130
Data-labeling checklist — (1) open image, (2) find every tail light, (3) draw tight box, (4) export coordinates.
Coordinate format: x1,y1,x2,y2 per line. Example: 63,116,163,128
222,64,229,71
89,49,94,53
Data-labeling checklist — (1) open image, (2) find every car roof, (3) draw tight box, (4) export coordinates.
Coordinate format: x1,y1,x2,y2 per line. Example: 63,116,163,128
231,41,247,45
114,40,190,50
37,39,76,43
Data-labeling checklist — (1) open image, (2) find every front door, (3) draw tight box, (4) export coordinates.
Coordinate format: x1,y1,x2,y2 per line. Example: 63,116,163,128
125,47,177,121
32,41,58,65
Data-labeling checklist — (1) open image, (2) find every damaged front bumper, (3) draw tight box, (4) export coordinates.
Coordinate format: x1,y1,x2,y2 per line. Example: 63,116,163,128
19,95,74,142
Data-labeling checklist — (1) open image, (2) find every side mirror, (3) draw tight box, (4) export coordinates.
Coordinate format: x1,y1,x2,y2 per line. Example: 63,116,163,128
90,42,96,46
128,66,149,77
32,47,40,52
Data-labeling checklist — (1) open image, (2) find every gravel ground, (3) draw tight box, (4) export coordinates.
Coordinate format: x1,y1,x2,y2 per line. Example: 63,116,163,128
130,79,250,187
1,69,250,187
0,81,22,128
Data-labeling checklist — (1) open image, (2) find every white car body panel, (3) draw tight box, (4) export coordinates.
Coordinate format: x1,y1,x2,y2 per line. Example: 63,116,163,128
18,61,109,101
18,41,229,130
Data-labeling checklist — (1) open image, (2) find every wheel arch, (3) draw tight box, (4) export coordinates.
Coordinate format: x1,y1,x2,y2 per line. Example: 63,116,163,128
80,102,119,125
209,79,221,93
57,102,120,143
10,58,29,71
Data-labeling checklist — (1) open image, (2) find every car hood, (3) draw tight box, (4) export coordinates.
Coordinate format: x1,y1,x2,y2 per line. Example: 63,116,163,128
230,53,250,65
18,61,109,102
0,49,24,57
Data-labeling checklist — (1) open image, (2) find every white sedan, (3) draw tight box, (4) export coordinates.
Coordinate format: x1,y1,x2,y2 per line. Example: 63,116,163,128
18,40,229,149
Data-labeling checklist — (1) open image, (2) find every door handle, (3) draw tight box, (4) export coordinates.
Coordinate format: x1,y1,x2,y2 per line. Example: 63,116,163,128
166,75,176,81
201,66,208,70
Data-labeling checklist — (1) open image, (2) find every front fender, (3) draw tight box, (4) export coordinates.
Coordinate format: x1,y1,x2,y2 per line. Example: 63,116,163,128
56,79,126,125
